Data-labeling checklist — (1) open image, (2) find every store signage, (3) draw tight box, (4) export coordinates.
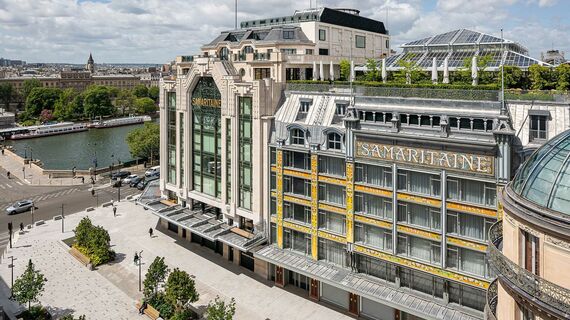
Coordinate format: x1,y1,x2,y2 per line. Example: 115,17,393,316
356,140,494,175
191,97,221,108
191,77,221,108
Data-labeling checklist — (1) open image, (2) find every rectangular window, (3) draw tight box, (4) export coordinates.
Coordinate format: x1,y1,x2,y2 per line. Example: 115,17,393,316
355,223,393,252
283,176,311,197
318,238,347,267
270,147,276,165
179,113,185,187
254,68,271,80
299,100,312,113
397,202,441,231
283,30,295,39
270,223,277,244
280,48,297,55
397,170,440,197
319,29,326,41
354,193,393,220
357,254,397,283
398,234,441,265
318,183,346,206
355,35,366,48
319,48,329,56
270,172,276,191
447,211,495,241
355,163,392,188
239,97,253,210
447,245,489,278
449,282,486,312
319,156,345,177
305,49,314,55
283,150,311,171
283,228,311,256
283,202,311,225
167,92,177,185
447,177,496,207
335,103,347,116
270,197,276,216
318,210,346,235
529,115,548,141
226,118,231,202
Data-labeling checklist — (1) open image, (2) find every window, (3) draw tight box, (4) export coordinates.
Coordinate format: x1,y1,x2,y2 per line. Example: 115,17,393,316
398,234,441,265
355,35,366,48
283,150,311,170
219,47,230,61
318,211,346,235
305,49,314,55
447,246,489,278
270,223,277,244
400,268,444,298
447,177,496,207
270,172,276,190
447,211,495,241
283,202,311,224
335,103,347,116
167,92,176,185
529,114,547,141
319,48,329,56
355,223,393,252
319,156,345,176
318,238,347,267
283,228,312,256
318,183,346,206
449,282,486,312
357,254,397,282
254,68,271,80
270,147,276,165
283,176,311,197
327,133,342,150
280,48,297,55
239,97,253,210
299,100,311,113
522,230,540,275
354,193,393,220
291,129,305,145
386,39,389,48
398,202,441,231
355,163,392,188
397,170,440,197
270,197,276,216
319,29,326,41
283,30,295,39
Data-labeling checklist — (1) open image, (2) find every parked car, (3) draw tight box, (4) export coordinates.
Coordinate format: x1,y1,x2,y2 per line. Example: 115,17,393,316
6,200,34,215
145,166,160,177
122,174,138,184
111,171,131,180
129,176,143,187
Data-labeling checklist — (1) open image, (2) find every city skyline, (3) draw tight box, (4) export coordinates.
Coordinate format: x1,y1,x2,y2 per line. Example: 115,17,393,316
0,0,568,64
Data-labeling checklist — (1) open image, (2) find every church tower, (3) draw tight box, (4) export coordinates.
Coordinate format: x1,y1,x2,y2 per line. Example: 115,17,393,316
87,53,95,73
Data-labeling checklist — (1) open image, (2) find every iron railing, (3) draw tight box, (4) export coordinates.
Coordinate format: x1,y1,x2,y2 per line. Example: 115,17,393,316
484,279,498,320
487,221,570,317
285,83,500,101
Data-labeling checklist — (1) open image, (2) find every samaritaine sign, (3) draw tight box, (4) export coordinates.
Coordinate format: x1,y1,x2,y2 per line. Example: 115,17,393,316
356,140,495,175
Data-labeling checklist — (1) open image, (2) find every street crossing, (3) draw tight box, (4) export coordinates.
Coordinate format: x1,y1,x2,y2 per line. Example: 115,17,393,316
0,180,24,189
0,187,81,211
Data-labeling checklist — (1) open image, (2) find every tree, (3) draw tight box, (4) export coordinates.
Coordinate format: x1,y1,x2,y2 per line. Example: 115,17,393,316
25,87,62,118
148,86,160,103
54,89,83,120
83,85,115,118
502,66,525,89
134,97,157,114
456,54,493,84
133,84,149,98
206,296,236,320
60,314,86,320
22,79,41,101
12,259,46,310
0,83,13,111
339,59,350,81
126,122,159,164
115,89,136,116
144,256,169,298
397,54,423,84
555,63,570,91
39,109,53,123
528,64,554,90
165,268,199,309
365,58,379,82
73,217,114,266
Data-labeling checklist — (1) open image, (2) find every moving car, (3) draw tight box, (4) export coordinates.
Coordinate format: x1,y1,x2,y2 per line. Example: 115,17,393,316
6,200,34,215
145,166,160,177
129,176,143,187
111,171,131,180
122,174,138,184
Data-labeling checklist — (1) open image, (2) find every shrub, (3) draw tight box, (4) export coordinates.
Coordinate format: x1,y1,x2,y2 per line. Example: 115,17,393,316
73,217,114,266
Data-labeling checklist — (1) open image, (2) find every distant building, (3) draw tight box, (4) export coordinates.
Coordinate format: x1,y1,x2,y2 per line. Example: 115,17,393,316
86,53,95,73
0,58,25,67
541,49,566,66
0,110,15,129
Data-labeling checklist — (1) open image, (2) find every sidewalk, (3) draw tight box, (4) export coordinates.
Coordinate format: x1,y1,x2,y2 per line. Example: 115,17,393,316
0,150,83,186
0,201,353,320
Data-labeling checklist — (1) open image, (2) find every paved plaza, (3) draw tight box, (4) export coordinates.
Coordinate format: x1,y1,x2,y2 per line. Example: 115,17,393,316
0,199,353,320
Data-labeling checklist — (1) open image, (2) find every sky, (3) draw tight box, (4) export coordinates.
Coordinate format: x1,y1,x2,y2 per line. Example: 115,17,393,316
0,0,568,64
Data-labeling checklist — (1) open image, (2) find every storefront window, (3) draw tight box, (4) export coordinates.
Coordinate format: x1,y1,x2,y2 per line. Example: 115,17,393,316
167,92,176,185
239,96,253,210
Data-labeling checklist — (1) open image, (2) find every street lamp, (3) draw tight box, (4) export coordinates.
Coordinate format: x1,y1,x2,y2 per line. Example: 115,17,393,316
89,142,97,180
29,147,33,168
61,204,64,233
138,250,143,292
7,256,14,298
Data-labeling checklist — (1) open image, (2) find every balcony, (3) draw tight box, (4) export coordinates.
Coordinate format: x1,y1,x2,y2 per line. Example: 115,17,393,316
484,279,498,320
487,221,570,319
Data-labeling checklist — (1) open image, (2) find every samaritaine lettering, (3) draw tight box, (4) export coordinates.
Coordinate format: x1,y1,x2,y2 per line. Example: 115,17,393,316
192,97,222,108
356,141,494,175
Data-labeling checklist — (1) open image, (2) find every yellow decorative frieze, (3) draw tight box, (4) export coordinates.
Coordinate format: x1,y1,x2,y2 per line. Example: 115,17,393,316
354,214,392,229
271,166,277,172
276,150,284,248
319,175,346,186
271,191,276,198
346,162,355,243
270,216,277,223
447,236,487,252
397,193,441,208
353,245,490,289
283,220,312,234
397,225,442,241
283,168,311,180
318,230,347,244
447,201,498,218
354,184,393,198
310,154,319,261
284,195,312,207
318,203,346,215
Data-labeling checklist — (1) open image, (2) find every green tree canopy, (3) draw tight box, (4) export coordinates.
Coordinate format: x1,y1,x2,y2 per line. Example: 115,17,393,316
339,59,350,81
133,84,149,98
25,87,62,117
148,86,160,103
365,58,379,82
165,268,199,308
144,256,169,299
126,122,159,164
206,296,236,320
397,54,423,84
528,64,554,90
502,66,525,89
22,79,42,101
134,97,157,114
73,217,114,266
53,88,83,120
555,63,570,91
83,85,115,118
12,259,46,310
115,89,136,116
0,83,13,110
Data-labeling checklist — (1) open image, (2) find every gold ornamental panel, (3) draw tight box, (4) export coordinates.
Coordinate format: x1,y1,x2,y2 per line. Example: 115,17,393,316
318,230,347,244
447,201,498,218
397,193,441,208
284,195,312,207
311,154,319,260
346,162,355,243
447,236,487,252
319,175,346,186
354,214,392,229
354,184,393,198
318,203,346,215
284,168,312,180
397,225,442,241
283,221,312,234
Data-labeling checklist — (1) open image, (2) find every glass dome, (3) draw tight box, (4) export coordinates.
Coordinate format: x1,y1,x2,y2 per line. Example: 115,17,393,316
512,130,570,215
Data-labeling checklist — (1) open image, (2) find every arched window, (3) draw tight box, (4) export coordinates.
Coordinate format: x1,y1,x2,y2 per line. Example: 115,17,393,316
291,129,305,145
243,46,254,54
327,133,342,150
219,47,230,61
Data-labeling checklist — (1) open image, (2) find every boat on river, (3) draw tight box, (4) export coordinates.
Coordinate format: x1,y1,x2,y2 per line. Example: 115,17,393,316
10,122,88,140
87,115,152,129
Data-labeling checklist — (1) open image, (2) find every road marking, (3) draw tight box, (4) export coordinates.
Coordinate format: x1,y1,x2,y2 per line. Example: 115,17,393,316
14,181,23,186
0,184,5,189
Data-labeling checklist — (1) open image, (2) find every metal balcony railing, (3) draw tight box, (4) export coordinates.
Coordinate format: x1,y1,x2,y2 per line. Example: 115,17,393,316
487,221,570,317
484,279,498,320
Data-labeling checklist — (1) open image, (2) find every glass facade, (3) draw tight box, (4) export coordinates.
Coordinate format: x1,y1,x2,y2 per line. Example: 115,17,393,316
192,78,222,198
179,113,184,187
239,97,253,210
226,118,231,202
167,92,176,185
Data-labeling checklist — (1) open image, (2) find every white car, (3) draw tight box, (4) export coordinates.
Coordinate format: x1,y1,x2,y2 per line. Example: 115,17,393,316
145,166,160,177
6,200,34,215
122,174,138,184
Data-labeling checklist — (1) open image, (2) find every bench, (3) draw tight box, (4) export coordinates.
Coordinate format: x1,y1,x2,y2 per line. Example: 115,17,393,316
136,302,160,320
69,247,91,266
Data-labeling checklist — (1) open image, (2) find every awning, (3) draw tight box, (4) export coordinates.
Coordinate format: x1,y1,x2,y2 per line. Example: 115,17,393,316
254,245,482,320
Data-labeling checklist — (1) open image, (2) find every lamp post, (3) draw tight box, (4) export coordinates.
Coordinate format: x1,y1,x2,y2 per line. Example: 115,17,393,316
61,204,64,233
138,250,143,292
89,142,97,180
8,256,14,298
31,205,34,225
29,147,32,168
7,222,12,249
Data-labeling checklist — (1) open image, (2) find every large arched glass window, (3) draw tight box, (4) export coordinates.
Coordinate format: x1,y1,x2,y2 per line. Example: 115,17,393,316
243,46,254,54
219,47,230,61
291,129,305,145
327,132,342,150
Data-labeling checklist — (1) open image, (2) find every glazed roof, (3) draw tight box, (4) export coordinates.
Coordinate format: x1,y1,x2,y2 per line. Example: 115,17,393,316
512,130,570,215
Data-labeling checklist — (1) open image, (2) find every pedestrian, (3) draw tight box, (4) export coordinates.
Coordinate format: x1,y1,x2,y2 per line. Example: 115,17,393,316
19,222,24,232
149,227,153,238
139,300,147,314
91,177,95,184
134,252,139,265
72,166,76,177
6,171,10,179
113,206,117,217
81,176,85,184
1,148,4,156
91,189,95,196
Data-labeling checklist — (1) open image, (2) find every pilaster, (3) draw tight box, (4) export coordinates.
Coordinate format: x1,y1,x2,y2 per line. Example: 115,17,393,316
276,149,284,248
310,153,319,260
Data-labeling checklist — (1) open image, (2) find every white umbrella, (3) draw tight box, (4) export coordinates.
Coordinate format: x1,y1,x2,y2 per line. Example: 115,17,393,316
319,60,324,81
329,61,334,81
431,57,438,84
312,61,316,81
350,60,355,82
443,57,449,84
471,56,478,86
381,58,387,83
